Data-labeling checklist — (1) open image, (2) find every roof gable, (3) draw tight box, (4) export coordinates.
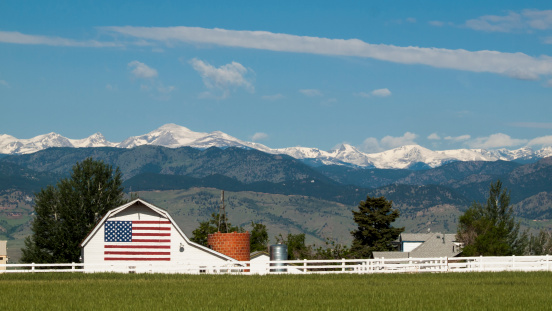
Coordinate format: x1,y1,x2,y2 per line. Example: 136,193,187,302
409,233,461,258
80,199,236,261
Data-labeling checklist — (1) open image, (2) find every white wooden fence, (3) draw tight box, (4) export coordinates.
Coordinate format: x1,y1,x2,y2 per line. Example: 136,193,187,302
2,255,552,275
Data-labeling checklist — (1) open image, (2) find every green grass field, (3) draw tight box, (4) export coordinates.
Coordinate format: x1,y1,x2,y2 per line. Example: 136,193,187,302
0,272,550,310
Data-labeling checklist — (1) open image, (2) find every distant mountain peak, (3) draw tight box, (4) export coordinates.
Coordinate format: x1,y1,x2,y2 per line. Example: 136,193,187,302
1,123,552,169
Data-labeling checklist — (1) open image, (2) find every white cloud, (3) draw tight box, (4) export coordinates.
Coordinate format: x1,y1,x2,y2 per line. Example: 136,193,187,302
355,92,371,98
360,137,383,153
510,122,552,129
157,84,175,94
547,79,552,87
381,132,418,149
464,9,552,33
444,134,471,142
406,18,417,23
103,26,552,81
128,61,158,79
527,135,552,147
262,94,284,101
468,133,527,149
360,132,418,153
190,58,254,99
127,61,174,100
429,21,445,27
543,37,552,44
355,88,391,98
321,98,337,106
0,30,119,47
465,11,523,32
0,80,9,87
299,89,323,97
522,9,552,30
428,133,441,140
371,88,392,97
251,132,268,142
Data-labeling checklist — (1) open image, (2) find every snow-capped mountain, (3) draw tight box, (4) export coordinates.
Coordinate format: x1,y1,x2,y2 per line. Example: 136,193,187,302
71,133,116,148
1,124,551,169
119,123,206,148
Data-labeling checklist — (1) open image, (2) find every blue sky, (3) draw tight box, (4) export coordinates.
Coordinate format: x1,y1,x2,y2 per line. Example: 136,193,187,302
1,1,551,152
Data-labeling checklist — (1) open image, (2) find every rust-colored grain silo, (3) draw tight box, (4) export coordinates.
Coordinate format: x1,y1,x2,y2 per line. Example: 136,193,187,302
207,231,251,261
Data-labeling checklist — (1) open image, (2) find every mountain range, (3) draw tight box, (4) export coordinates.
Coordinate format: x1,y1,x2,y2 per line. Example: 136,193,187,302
2,123,552,169
1,139,552,262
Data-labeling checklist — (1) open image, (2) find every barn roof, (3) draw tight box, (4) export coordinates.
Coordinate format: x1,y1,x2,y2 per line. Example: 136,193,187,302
80,199,236,261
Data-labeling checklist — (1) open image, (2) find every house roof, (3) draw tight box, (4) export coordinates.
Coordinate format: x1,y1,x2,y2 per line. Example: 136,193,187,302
80,199,236,261
400,233,435,242
375,232,462,259
409,233,460,258
250,251,269,259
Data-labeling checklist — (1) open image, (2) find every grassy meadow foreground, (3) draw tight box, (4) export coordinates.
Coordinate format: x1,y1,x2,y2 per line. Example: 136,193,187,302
0,272,550,310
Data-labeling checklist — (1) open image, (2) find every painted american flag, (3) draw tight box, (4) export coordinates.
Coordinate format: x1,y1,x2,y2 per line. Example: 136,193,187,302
104,220,171,261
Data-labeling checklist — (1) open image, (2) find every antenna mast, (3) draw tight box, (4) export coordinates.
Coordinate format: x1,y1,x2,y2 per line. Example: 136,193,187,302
218,190,228,233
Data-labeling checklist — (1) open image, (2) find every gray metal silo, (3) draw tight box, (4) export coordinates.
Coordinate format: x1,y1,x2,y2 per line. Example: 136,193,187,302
269,244,288,272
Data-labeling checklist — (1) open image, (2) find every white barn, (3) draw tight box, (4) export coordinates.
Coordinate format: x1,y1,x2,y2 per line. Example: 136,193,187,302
80,199,237,273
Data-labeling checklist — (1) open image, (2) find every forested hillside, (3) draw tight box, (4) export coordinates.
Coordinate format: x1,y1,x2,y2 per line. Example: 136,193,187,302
1,146,551,262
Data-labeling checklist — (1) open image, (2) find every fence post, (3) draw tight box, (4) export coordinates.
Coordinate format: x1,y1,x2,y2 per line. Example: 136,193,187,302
547,255,550,271
512,255,515,270
304,259,307,273
480,255,483,272
31,262,35,272
445,257,448,272
342,258,345,272
72,262,75,272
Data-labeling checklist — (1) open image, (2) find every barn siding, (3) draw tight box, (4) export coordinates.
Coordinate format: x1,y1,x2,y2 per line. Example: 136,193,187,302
82,201,232,273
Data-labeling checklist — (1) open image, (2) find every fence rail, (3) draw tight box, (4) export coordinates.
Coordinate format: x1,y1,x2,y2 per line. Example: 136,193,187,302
1,255,552,275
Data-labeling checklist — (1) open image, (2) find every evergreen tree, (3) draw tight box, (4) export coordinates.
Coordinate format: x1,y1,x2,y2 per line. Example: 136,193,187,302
350,195,404,258
457,180,527,256
527,229,552,255
21,158,126,263
249,222,269,252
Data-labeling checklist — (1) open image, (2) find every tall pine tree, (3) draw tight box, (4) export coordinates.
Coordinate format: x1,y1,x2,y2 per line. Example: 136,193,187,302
21,158,126,263
350,195,404,258
457,180,527,256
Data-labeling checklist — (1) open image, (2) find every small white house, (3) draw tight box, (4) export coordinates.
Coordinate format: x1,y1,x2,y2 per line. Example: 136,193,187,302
0,241,7,270
80,199,236,273
249,251,270,274
373,232,462,259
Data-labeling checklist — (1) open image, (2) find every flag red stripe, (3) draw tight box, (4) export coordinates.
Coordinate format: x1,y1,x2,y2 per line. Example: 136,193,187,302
105,251,170,255
132,227,171,231
132,239,170,243
132,221,171,224
104,258,170,261
132,233,170,237
105,245,170,249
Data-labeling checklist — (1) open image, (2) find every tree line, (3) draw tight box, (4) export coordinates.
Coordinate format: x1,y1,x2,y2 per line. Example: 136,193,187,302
20,158,552,263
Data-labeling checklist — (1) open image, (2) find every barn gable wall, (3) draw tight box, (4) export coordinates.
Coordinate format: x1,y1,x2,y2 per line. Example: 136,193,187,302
82,201,232,272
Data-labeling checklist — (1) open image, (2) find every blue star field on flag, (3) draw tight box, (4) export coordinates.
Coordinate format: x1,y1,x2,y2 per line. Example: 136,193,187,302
104,221,132,242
